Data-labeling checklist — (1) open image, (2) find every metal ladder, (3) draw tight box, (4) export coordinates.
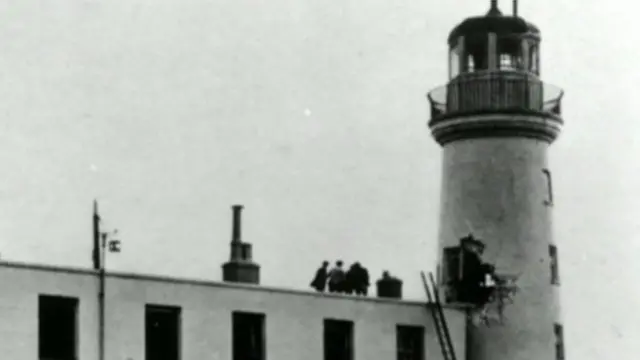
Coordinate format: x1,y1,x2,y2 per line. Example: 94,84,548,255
421,271,457,360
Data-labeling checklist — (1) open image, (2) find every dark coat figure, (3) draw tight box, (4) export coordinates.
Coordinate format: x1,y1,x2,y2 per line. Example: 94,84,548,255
327,260,346,293
310,261,329,292
354,263,369,296
344,264,358,294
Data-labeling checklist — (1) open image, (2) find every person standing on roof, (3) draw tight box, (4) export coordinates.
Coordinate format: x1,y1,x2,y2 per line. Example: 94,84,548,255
354,262,370,296
310,261,329,292
327,260,346,293
344,263,359,294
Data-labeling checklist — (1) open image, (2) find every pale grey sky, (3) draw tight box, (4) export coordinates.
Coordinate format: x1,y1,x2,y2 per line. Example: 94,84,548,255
0,0,635,358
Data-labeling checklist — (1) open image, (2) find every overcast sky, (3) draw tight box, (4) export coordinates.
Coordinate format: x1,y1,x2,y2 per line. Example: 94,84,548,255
0,0,635,358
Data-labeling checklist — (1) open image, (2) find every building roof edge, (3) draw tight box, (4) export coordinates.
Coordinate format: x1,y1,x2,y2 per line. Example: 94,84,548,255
0,260,468,311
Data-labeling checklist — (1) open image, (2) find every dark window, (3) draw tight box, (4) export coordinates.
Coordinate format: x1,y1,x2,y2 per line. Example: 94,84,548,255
542,169,554,206
442,246,463,303
549,244,560,285
443,247,463,284
39,295,78,360
397,325,424,360
324,319,353,360
146,305,181,360
232,312,265,360
554,323,565,360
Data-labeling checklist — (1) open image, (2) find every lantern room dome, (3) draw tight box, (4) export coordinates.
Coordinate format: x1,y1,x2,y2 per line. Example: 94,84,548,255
447,2,540,47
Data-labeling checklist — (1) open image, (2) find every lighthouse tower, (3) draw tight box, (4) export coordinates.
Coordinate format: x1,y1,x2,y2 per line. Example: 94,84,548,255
427,1,565,360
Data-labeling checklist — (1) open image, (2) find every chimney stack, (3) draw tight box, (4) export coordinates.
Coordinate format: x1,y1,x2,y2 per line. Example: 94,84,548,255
222,204,260,285
231,205,243,243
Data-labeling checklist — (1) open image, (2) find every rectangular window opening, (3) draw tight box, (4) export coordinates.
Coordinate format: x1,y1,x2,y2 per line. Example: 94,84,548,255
324,319,354,360
542,168,554,206
549,244,560,285
39,294,79,360
146,304,181,360
232,311,265,360
442,246,463,303
396,325,425,360
554,323,565,360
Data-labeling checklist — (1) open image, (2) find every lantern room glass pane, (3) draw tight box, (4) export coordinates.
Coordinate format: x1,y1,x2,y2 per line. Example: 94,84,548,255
467,56,475,72
530,44,539,74
497,35,524,70
450,46,460,79
464,35,488,73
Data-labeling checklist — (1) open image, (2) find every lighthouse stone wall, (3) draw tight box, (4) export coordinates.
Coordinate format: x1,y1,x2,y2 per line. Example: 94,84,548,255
436,135,561,360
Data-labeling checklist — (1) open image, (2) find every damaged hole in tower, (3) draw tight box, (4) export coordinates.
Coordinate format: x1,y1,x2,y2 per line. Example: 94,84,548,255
441,234,518,312
441,234,494,306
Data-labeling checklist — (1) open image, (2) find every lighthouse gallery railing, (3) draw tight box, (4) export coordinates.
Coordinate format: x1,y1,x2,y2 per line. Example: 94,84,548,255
427,72,564,122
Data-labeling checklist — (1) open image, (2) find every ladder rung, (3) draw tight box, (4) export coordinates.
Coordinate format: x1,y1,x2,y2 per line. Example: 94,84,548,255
430,272,457,360
421,271,457,360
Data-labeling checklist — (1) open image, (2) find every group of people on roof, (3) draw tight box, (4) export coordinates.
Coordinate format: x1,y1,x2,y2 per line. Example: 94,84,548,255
310,260,370,295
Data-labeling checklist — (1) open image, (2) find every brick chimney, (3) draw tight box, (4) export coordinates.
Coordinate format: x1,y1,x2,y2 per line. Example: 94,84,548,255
222,205,260,284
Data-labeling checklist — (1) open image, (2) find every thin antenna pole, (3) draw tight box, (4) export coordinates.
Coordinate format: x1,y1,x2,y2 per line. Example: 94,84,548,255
93,199,105,360
93,200,101,270
98,233,107,360
513,0,518,16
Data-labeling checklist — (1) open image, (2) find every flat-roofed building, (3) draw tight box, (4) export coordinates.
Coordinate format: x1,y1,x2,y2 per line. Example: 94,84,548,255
0,260,466,360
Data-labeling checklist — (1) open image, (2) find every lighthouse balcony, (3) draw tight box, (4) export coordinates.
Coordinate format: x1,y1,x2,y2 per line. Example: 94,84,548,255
427,71,563,125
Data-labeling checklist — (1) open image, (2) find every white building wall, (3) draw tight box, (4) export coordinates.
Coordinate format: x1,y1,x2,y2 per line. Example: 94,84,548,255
0,261,467,360
0,264,101,360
